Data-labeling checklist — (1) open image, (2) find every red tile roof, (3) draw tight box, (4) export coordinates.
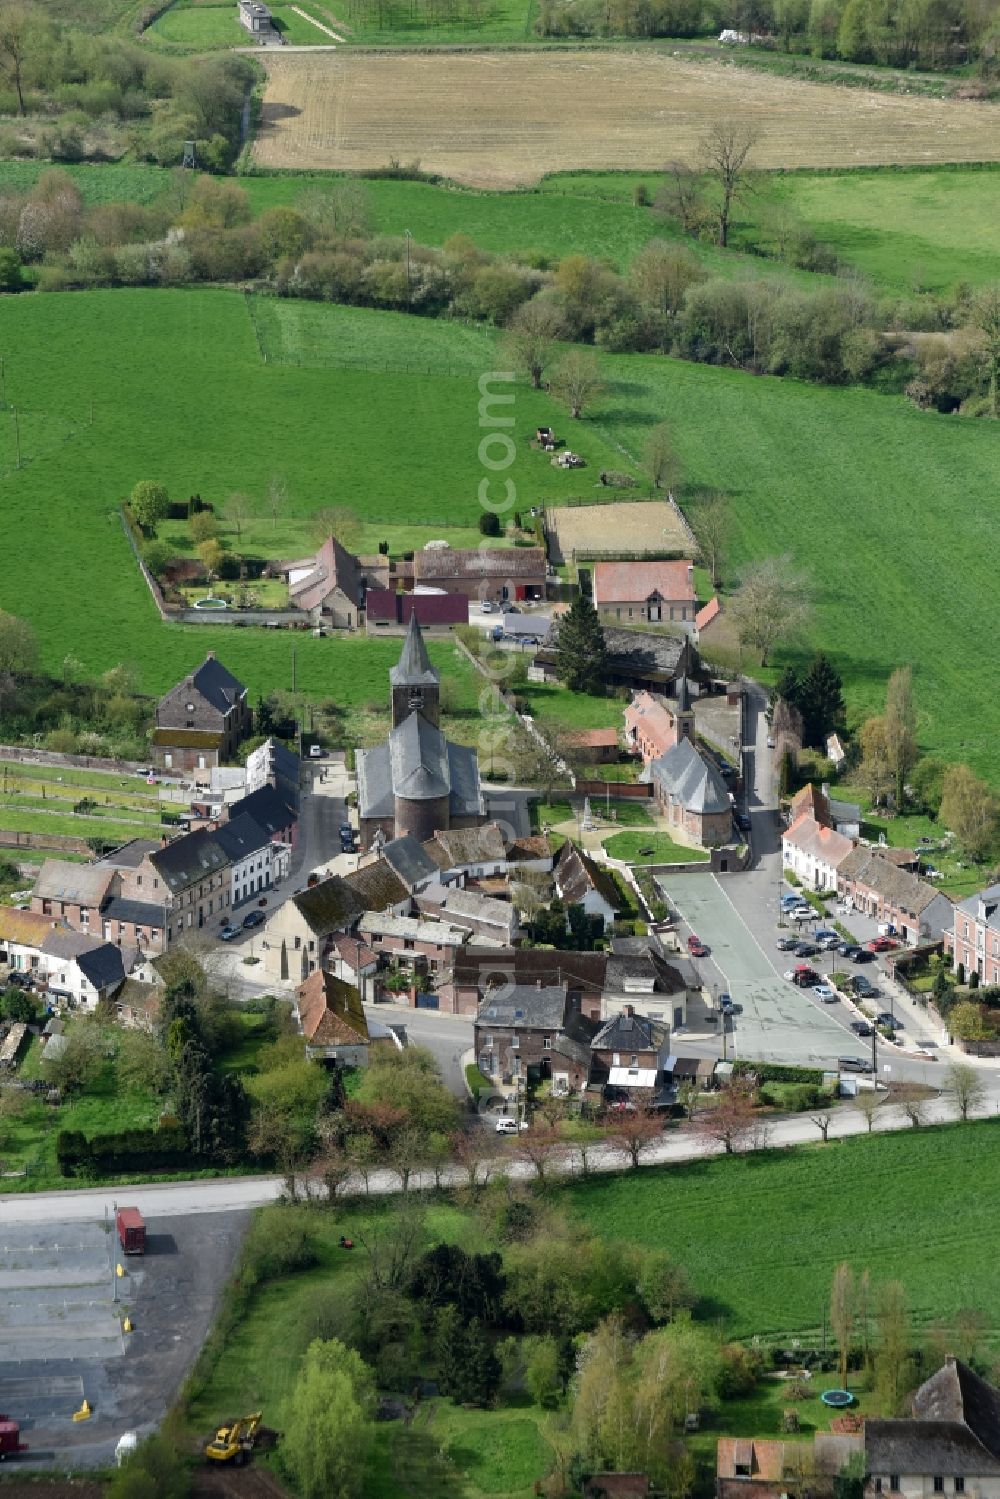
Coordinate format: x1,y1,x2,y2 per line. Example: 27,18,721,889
593,560,696,606
565,728,619,748
696,596,720,630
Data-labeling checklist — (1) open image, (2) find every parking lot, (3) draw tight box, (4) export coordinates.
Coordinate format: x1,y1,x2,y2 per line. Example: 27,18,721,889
664,873,872,1067
0,1210,248,1467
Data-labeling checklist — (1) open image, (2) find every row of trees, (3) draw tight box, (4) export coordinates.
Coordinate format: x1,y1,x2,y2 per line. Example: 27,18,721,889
534,0,1000,69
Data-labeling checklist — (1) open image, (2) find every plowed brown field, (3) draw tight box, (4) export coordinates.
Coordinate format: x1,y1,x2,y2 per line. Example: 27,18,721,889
252,50,1000,187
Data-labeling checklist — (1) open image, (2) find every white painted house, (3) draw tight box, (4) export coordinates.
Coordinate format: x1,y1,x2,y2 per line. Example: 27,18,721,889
210,813,275,911
782,813,854,893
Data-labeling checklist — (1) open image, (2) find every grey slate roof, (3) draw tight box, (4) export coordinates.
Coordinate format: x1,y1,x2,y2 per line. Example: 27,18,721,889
210,813,271,864
228,784,295,836
956,883,1000,926
102,896,166,928
651,738,731,816
151,828,230,892
381,836,442,890
477,983,567,1030
867,1360,1000,1477
191,655,246,716
75,943,126,992
391,712,451,801
358,735,481,822
839,848,949,917
390,613,438,689
424,823,508,870
453,946,607,995
292,876,365,936
100,839,160,870
33,860,115,907
592,1009,668,1053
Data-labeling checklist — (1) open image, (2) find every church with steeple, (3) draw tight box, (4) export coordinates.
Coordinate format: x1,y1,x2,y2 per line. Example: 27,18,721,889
356,614,485,850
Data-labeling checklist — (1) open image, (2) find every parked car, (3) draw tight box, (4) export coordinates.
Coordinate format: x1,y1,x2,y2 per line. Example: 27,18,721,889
850,1020,873,1037
495,1117,526,1134
687,934,708,956
813,984,837,1002
719,994,743,1015
309,745,323,758
785,965,820,987
839,1056,874,1073
854,948,876,963
794,942,819,958
851,975,876,997
776,937,799,952
875,1010,899,1028
220,924,240,942
735,812,752,833
480,600,495,614
839,942,864,960
242,910,266,930
817,935,841,950
867,936,898,953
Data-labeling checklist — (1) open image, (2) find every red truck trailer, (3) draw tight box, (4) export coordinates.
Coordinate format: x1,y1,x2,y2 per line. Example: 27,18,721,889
0,1416,28,1458
116,1207,146,1256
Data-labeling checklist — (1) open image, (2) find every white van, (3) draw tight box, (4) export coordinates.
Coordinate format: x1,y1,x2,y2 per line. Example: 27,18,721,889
495,1117,525,1134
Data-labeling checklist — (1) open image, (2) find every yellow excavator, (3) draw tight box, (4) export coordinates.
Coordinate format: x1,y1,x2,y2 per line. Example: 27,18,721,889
203,1411,263,1465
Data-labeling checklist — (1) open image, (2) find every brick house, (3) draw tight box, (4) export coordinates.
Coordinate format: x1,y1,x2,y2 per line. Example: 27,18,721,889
837,848,953,946
781,813,855,893
152,654,251,775
949,883,1000,985
589,1004,672,1104
602,934,690,1030
651,738,733,847
624,681,696,765
593,559,697,625
328,933,379,1003
415,883,518,943
412,545,546,603
31,861,116,937
475,982,571,1084
357,912,468,975
343,858,410,919
280,535,363,629
444,946,607,1018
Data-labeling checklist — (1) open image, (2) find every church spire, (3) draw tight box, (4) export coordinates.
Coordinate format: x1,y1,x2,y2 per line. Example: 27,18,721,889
389,611,440,729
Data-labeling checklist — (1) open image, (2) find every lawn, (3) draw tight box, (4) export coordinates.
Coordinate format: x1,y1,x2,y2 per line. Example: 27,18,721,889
568,1119,1000,1342
149,0,335,46
3,1034,162,1187
0,805,164,844
603,830,709,863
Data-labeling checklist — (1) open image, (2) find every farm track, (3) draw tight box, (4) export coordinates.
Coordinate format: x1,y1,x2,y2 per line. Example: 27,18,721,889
253,49,1000,186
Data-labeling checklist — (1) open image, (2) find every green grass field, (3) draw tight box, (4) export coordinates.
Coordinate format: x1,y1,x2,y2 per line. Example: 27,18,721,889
150,0,339,46
2,287,997,782
603,829,709,862
569,1120,1000,1341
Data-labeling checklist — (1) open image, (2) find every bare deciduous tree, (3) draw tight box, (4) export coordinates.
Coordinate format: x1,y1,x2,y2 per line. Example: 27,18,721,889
644,420,682,492
943,1060,986,1122
884,666,919,808
268,473,287,530
655,161,707,236
970,281,1000,417
608,1106,663,1168
701,120,758,248
223,490,252,541
0,2,33,116
515,1124,564,1183
691,491,730,589
549,348,605,419
810,1112,833,1143
830,1261,855,1384
694,1078,760,1154
728,555,811,667
502,297,565,390
852,1087,884,1133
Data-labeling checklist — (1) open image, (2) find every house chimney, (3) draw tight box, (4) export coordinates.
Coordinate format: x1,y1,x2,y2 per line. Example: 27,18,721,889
536,978,542,988
625,1004,635,1017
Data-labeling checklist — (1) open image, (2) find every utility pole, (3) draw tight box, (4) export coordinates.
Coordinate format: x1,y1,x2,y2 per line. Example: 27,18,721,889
11,405,20,468
0,356,6,404
404,228,412,311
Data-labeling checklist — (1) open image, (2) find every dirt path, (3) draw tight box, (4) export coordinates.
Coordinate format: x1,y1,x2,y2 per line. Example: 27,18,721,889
289,5,345,40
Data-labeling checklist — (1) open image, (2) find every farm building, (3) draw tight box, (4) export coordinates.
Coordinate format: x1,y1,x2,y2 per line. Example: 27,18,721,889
153,653,251,776
412,544,545,603
295,970,371,1064
535,621,697,694
593,560,697,626
356,615,484,849
365,589,468,635
279,536,362,629
563,728,620,765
